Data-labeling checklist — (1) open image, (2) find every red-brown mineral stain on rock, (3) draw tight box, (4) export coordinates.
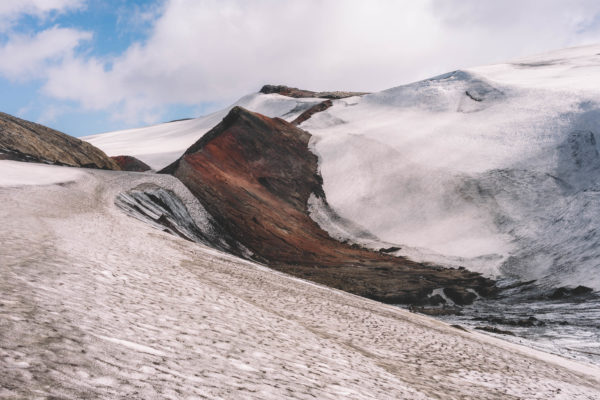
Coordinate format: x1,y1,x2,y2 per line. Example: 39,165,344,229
163,107,495,304
111,155,152,172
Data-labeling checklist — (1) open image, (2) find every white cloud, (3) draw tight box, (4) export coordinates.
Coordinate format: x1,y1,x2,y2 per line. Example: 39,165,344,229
0,27,92,81
0,0,84,31
429,0,600,67
13,0,600,125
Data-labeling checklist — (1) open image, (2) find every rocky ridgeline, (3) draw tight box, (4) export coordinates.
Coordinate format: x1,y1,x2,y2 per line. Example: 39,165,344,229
161,106,496,305
0,112,119,170
260,84,369,99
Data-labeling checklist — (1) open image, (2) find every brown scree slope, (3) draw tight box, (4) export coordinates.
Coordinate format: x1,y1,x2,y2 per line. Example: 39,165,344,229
162,106,495,304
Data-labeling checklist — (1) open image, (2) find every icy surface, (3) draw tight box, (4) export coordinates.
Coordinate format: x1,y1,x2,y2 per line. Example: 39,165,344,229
0,160,83,187
83,93,323,170
1,163,600,399
302,45,600,287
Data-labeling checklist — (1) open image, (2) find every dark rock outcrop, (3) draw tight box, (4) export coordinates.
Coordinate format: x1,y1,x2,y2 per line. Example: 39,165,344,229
116,184,247,255
0,112,119,170
111,155,152,172
444,287,478,306
161,106,496,305
548,285,593,300
291,100,333,125
475,326,516,336
473,316,545,327
409,306,462,316
260,84,369,99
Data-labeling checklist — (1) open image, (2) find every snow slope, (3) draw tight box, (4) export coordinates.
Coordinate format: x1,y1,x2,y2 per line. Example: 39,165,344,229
1,160,599,399
83,93,324,170
302,45,600,288
0,160,83,187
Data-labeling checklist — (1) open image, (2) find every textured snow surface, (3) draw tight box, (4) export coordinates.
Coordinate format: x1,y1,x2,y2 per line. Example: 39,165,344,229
83,93,323,170
302,45,600,287
1,163,600,399
0,160,83,187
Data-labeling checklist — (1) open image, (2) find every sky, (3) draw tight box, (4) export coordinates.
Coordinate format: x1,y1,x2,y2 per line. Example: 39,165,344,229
2,0,600,137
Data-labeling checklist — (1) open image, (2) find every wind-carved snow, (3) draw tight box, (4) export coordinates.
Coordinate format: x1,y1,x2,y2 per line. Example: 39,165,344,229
302,45,600,288
1,163,599,399
83,93,323,170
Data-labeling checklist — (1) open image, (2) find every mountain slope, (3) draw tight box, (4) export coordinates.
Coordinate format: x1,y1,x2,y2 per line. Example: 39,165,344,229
1,161,599,399
301,45,600,289
0,112,119,170
162,106,494,304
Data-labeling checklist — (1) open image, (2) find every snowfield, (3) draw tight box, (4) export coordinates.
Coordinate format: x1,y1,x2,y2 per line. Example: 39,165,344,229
302,44,600,287
0,160,83,187
1,161,600,399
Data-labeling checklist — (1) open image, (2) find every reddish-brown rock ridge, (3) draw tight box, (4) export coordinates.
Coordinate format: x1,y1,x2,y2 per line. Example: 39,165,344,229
260,84,369,99
162,107,495,304
292,100,333,126
111,155,152,172
0,112,119,170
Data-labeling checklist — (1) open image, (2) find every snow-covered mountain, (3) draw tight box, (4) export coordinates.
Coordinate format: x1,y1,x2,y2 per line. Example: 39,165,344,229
85,44,600,291
303,45,600,289
83,92,328,170
4,45,600,397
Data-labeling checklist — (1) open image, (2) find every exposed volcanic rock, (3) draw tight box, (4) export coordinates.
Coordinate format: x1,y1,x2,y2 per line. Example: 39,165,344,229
475,326,516,336
291,100,333,126
548,285,594,300
443,287,478,305
260,84,369,99
115,184,248,255
111,155,152,172
162,107,495,304
0,112,119,170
